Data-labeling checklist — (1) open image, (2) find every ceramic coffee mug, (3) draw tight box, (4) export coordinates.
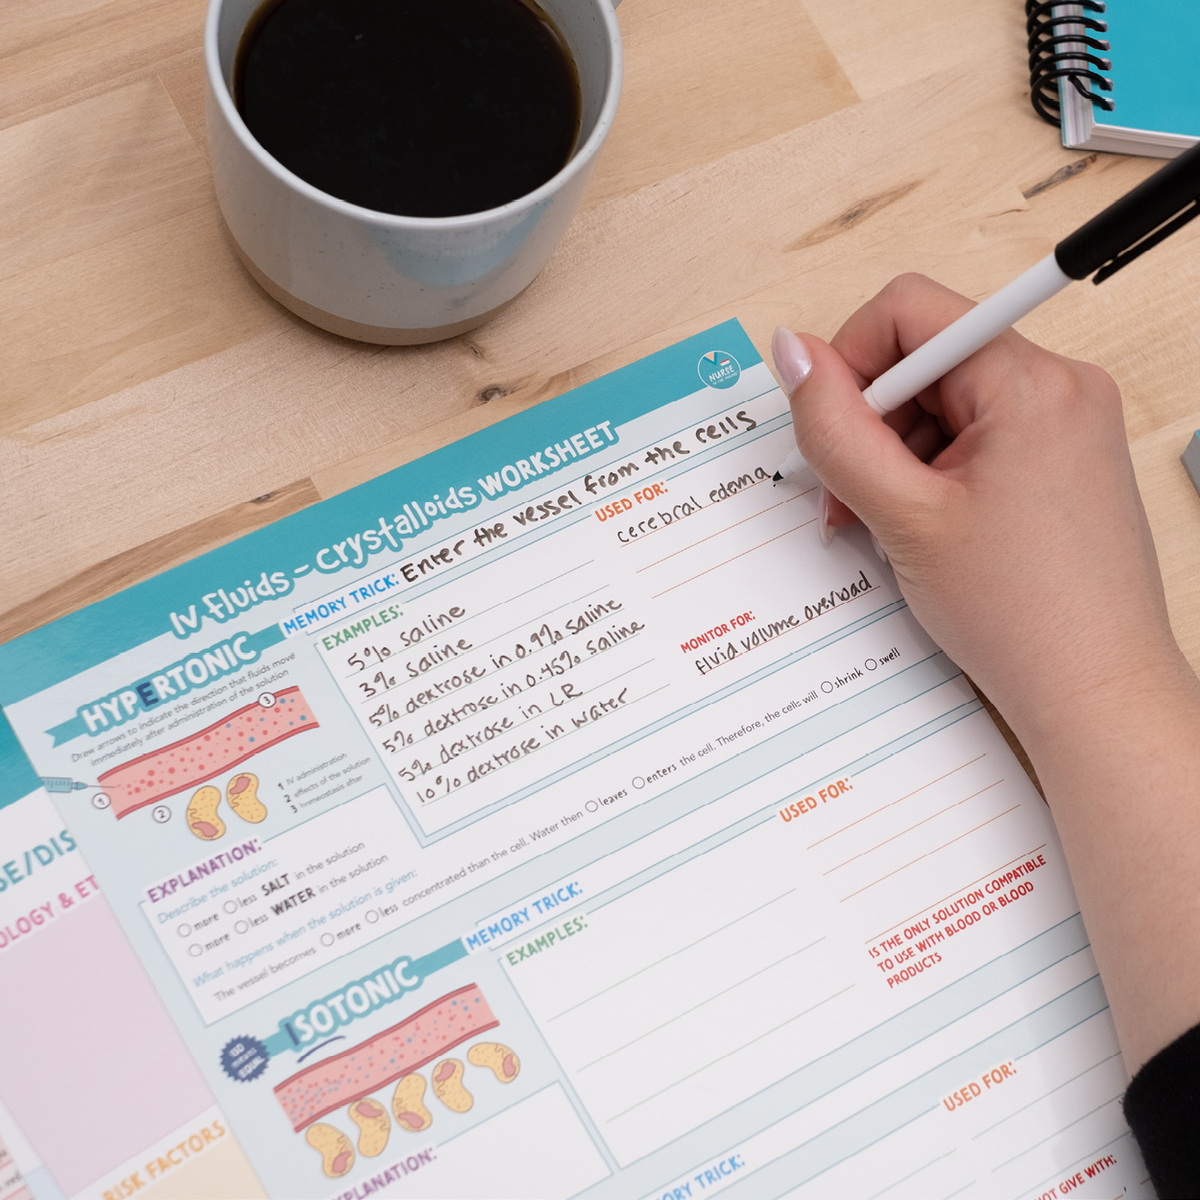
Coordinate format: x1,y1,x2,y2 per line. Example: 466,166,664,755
204,0,622,344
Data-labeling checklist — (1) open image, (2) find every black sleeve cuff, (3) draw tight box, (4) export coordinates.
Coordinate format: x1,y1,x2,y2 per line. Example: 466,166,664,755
1123,1022,1200,1198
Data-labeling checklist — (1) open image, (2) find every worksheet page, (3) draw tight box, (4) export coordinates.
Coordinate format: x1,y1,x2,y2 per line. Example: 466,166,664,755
0,323,1151,1199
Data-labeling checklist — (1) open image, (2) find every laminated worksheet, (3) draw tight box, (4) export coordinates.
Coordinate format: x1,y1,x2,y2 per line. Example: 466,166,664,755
0,323,1150,1199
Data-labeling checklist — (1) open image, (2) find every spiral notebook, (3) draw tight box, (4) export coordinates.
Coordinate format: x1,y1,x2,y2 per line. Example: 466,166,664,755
1028,0,1200,157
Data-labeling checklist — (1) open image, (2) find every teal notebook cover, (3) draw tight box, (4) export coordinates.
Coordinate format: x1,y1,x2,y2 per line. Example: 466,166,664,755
1103,0,1200,138
1058,0,1200,154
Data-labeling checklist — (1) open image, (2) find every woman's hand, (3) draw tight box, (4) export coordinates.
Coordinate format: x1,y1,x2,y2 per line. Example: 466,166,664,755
774,273,1200,1073
773,272,1178,747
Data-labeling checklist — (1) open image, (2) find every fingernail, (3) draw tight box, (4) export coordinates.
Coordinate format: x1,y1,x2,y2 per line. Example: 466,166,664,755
869,531,889,563
817,486,835,546
772,326,812,396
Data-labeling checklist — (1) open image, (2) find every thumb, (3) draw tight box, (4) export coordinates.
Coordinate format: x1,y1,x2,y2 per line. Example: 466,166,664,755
772,326,940,538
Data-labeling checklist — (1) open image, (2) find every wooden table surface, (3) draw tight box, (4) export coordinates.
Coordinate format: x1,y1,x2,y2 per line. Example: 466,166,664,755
2,3,1199,1192
4,0,1200,691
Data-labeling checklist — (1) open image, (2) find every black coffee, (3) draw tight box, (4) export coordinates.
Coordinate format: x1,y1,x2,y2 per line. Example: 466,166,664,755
235,0,581,218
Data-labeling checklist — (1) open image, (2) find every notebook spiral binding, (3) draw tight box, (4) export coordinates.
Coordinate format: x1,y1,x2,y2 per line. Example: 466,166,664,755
1026,0,1116,127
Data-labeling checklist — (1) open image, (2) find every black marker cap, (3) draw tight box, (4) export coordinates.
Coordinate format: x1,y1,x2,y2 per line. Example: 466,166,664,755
1055,140,1200,281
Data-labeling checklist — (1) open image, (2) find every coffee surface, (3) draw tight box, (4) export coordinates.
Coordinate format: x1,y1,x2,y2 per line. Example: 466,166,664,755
236,0,580,217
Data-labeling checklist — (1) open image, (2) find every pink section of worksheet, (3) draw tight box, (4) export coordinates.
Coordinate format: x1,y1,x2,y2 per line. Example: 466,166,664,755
0,893,213,1195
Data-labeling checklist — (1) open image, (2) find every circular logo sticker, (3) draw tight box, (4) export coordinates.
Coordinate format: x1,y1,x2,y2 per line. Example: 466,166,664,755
697,351,741,389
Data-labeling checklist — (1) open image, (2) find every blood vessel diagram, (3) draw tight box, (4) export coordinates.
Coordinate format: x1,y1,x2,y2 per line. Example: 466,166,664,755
97,687,318,818
274,984,499,1132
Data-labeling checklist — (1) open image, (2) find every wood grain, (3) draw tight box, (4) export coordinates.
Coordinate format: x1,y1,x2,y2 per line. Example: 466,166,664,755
0,77,210,285
0,0,207,130
6,9,1200,1197
804,0,1024,101
158,48,209,160
583,0,858,208
0,480,320,644
2,0,1200,710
